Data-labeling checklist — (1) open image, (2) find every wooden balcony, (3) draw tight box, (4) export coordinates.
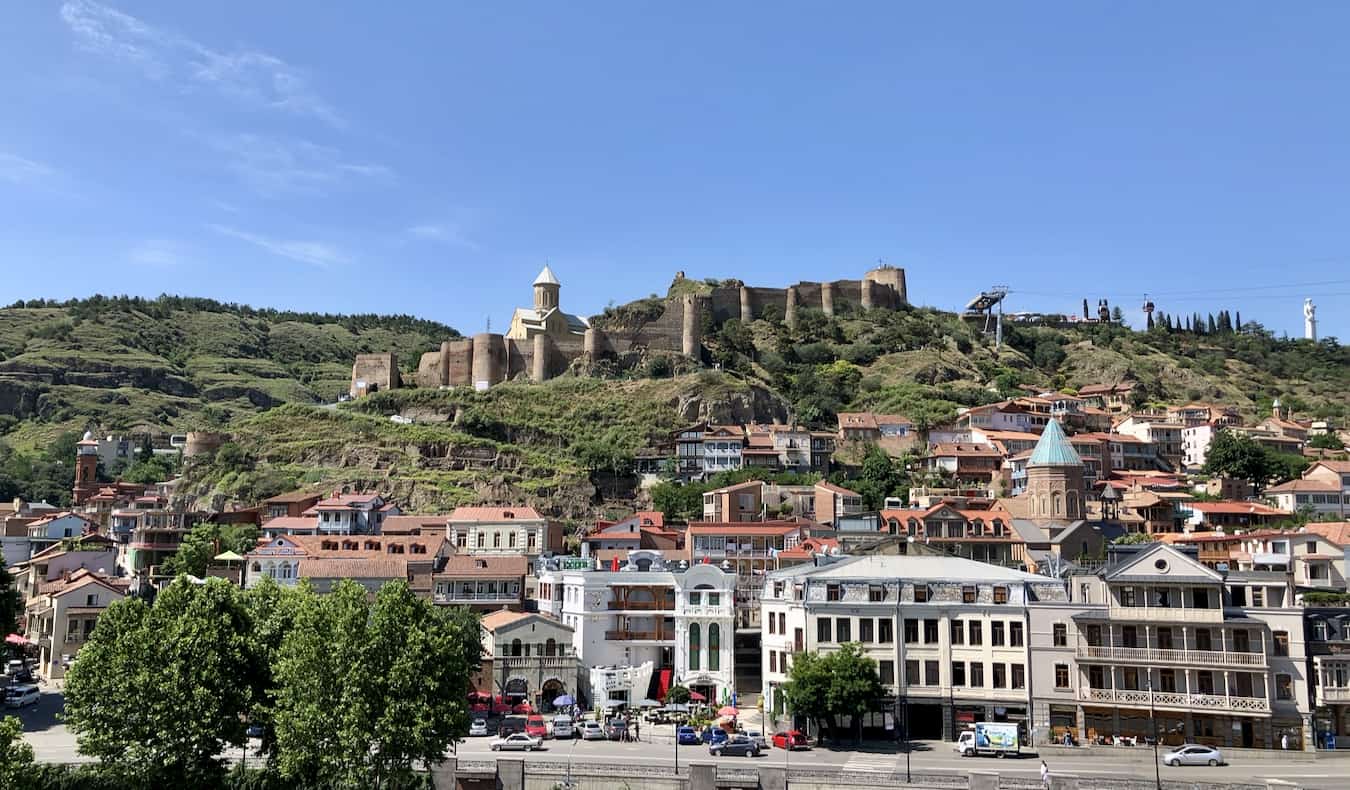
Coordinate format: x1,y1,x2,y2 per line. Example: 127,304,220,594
1319,687,1350,704
605,629,674,642
607,600,673,611
1106,605,1224,624
1080,687,1270,714
1077,645,1266,668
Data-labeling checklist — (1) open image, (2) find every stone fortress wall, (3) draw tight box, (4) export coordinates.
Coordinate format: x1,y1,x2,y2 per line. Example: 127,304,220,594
350,265,907,396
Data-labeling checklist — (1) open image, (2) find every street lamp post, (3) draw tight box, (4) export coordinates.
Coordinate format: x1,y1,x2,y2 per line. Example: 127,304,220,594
1147,677,1161,790
901,693,911,783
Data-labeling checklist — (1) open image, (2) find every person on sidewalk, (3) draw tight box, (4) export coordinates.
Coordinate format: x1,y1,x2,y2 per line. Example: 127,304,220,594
1040,760,1050,789
1281,732,1289,750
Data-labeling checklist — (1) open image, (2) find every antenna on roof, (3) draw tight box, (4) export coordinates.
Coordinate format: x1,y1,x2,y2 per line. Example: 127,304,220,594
486,316,492,333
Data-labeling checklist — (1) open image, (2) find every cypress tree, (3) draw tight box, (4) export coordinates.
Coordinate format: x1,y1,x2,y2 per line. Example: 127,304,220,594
1235,311,1242,333
1207,314,1217,333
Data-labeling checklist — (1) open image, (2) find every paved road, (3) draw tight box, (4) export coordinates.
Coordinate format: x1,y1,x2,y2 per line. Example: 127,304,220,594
16,690,1346,790
452,732,1348,790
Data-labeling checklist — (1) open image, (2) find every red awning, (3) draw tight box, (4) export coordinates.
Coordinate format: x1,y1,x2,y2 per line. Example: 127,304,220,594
689,690,707,702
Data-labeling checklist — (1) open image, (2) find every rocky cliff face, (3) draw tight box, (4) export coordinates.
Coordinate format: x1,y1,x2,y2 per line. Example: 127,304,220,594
672,382,790,425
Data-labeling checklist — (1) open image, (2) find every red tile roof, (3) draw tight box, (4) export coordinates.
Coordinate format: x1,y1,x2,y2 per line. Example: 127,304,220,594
260,516,319,532
448,506,544,522
299,558,409,580
1265,479,1339,493
1186,502,1289,516
815,481,860,496
480,610,533,631
435,554,528,578
380,515,449,534
1303,522,1350,547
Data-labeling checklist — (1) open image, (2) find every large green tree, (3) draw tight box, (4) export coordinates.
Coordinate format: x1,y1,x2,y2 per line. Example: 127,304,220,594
0,715,35,787
161,521,262,578
1203,429,1270,487
63,578,254,786
0,554,22,636
273,580,480,788
826,643,886,744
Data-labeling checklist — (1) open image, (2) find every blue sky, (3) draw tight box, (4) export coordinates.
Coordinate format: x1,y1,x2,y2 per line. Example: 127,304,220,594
3,2,1349,340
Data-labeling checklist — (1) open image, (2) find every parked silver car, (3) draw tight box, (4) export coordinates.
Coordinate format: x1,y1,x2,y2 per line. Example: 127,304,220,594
1161,744,1224,767
490,733,542,752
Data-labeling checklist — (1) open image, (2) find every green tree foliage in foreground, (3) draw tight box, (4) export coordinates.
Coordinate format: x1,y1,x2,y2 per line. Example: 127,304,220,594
62,577,480,789
0,715,36,787
781,643,885,745
160,521,262,578
1202,428,1309,492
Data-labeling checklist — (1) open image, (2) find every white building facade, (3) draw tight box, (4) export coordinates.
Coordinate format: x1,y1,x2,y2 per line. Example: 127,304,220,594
536,551,736,707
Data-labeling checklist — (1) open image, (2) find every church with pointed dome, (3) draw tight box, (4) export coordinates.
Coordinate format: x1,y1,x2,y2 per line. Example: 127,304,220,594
506,265,590,341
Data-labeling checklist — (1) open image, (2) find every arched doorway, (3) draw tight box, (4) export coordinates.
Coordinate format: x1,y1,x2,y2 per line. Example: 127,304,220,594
504,676,529,705
541,678,566,712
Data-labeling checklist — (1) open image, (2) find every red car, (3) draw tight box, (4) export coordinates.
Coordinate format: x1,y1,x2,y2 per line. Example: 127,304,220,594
772,730,808,750
525,714,550,739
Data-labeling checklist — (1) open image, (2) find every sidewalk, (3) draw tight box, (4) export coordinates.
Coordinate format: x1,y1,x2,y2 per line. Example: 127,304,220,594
1038,743,1350,762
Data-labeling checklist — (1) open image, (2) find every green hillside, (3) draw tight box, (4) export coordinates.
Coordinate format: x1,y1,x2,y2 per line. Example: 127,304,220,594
1,292,1346,521
0,295,459,452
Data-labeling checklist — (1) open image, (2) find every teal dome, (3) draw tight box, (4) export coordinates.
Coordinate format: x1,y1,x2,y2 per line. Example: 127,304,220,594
1029,419,1082,467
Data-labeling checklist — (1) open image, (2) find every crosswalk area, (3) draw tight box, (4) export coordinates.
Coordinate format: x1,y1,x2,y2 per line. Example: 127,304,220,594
841,754,900,774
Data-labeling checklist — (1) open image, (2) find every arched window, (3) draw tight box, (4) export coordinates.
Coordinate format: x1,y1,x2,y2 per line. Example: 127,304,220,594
1052,492,1063,517
689,623,701,671
251,561,261,573
907,519,920,536
477,533,485,548
511,639,522,657
1066,492,1079,518
886,518,900,535
708,624,720,671
546,638,556,657
971,519,985,537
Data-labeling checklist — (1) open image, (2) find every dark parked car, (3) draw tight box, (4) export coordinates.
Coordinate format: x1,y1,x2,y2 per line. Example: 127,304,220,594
710,734,761,757
701,727,728,745
677,726,702,746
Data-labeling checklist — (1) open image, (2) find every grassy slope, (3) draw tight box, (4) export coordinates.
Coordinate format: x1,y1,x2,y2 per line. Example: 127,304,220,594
0,301,456,452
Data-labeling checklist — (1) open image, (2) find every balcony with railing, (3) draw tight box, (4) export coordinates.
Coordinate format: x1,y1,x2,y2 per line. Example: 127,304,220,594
433,591,520,605
604,629,674,642
1319,686,1350,704
1080,687,1270,713
607,599,673,611
495,656,575,670
1076,644,1266,668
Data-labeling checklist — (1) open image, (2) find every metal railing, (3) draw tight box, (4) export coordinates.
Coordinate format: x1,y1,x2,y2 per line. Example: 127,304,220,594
433,592,519,604
1076,644,1266,667
1080,687,1270,713
606,600,673,611
604,629,673,641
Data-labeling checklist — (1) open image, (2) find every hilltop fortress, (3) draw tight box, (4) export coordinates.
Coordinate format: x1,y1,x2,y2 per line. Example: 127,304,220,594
349,264,907,396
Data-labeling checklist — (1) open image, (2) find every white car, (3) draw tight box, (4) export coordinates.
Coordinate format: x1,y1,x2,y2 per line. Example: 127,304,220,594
3,684,39,708
551,716,576,738
1162,744,1224,767
468,719,489,737
491,733,543,752
744,730,767,749
579,721,607,741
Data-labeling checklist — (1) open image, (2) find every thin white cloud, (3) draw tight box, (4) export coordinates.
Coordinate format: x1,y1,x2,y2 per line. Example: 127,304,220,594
406,222,479,250
211,133,393,196
209,223,351,268
0,153,57,185
128,238,186,267
60,1,343,127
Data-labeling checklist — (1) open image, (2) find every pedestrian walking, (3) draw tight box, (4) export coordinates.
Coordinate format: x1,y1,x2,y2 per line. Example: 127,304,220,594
1040,760,1050,789
635,719,641,741
1281,732,1289,750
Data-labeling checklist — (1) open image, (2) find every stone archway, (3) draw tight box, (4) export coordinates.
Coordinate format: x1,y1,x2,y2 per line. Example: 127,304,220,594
542,677,566,711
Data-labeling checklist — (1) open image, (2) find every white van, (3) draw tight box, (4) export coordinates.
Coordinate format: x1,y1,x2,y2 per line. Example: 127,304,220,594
4,684,40,708
552,715,576,738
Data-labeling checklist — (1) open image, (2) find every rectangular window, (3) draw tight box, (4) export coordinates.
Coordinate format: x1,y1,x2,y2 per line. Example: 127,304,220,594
1277,674,1293,701
1274,631,1289,657
952,661,966,687
826,584,841,601
836,618,851,643
879,660,895,685
1052,623,1067,647
817,618,832,643
767,611,776,634
904,619,919,644
1120,586,1136,607
925,660,939,686
794,628,804,652
1122,625,1138,648
859,618,874,643
1088,666,1106,689
993,663,1007,689
1193,589,1210,609
1160,669,1177,693
1011,663,1025,690
1156,627,1173,650
969,621,983,646
993,586,1008,604
770,652,777,673
951,619,964,645
913,585,929,603
905,660,920,685
962,585,977,603
1122,667,1139,690
1197,671,1214,695
869,585,885,602
1251,587,1264,607
879,619,894,643
1195,629,1212,651
924,619,939,644
1010,621,1024,647
1054,664,1069,689
970,662,984,688
992,622,1005,647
